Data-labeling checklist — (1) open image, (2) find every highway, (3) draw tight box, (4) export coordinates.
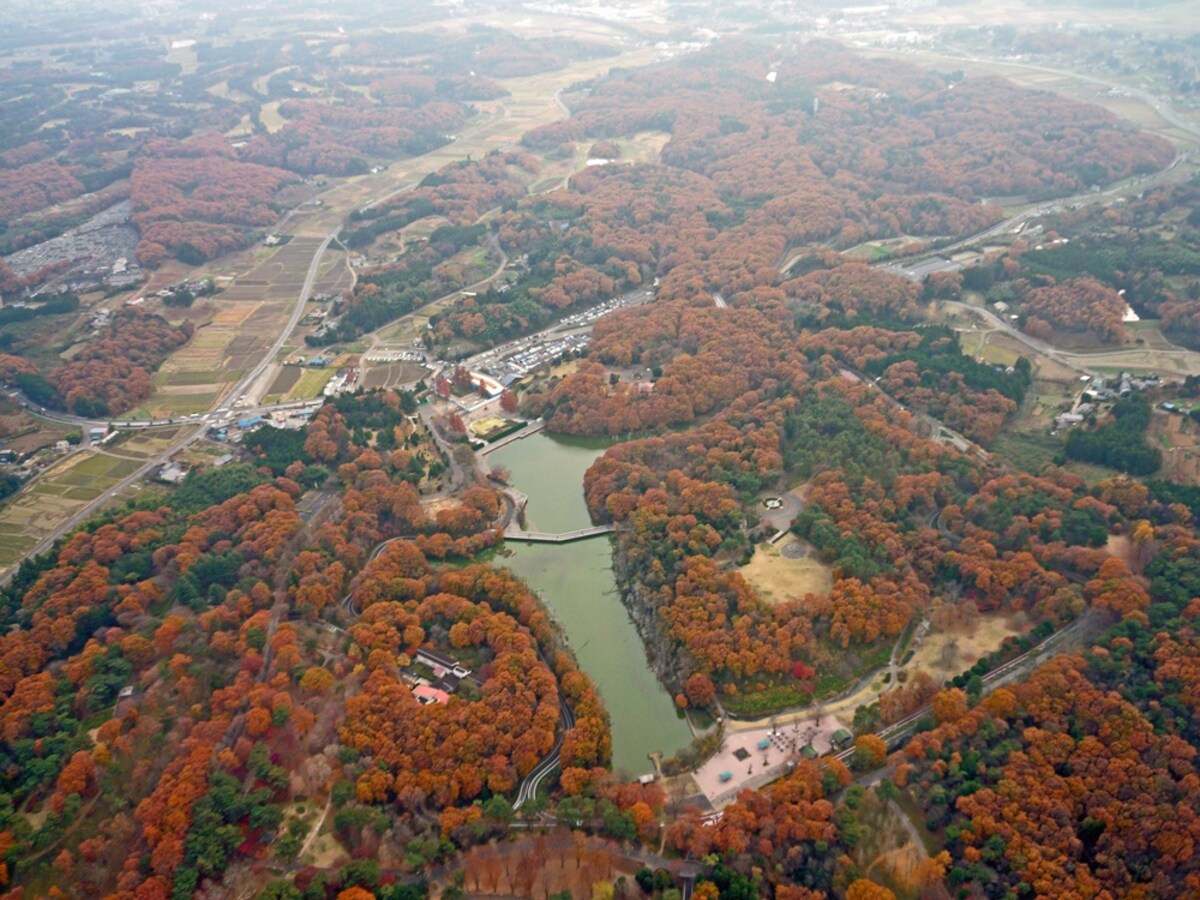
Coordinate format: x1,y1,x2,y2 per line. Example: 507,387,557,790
924,46,1200,142
0,424,205,584
939,299,1095,377
875,147,1188,281
848,50,1199,278
0,43,661,581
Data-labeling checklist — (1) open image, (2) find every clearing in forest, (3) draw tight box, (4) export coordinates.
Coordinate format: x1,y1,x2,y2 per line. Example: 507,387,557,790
904,609,1027,686
740,540,832,605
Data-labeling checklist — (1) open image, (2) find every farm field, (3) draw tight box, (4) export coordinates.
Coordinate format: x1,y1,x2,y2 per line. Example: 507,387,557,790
1149,410,1200,485
310,248,354,296
0,452,141,567
360,363,428,391
5,6,1200,897
137,44,657,418
264,368,332,404
104,428,185,461
284,45,659,240
144,237,325,416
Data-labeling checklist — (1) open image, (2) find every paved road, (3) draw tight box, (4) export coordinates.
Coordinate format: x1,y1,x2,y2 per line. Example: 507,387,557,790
1,47,637,580
940,299,1094,377
335,511,576,812
876,147,1188,277
930,46,1200,141
0,230,340,585
356,229,509,353
0,425,203,586
689,600,1095,819
514,696,576,809
240,228,341,406
666,610,1108,824
850,46,1199,284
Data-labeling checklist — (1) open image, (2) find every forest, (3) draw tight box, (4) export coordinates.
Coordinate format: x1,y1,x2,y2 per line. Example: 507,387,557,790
0,310,191,416
314,152,536,346
0,17,610,278
1065,395,1163,475
358,40,1171,359
957,174,1200,346
1,24,1199,900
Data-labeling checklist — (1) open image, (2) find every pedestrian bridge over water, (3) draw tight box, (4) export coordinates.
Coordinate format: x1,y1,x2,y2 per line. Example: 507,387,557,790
504,524,615,543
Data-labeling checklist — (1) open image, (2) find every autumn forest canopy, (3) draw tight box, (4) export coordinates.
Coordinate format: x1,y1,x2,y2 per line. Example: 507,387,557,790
4,11,1200,900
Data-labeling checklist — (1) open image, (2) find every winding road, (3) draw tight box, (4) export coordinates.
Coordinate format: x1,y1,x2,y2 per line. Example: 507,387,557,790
0,45,655,583
514,697,576,810
939,299,1095,377
333,504,577,811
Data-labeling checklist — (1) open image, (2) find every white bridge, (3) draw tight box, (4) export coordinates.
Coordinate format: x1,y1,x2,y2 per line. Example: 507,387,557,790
504,524,615,544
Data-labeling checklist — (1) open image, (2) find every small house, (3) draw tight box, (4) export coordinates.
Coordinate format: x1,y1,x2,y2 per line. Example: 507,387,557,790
413,685,450,706
156,463,188,485
415,648,472,680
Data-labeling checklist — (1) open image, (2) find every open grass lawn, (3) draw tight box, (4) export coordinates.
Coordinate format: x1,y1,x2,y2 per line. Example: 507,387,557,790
1065,459,1124,486
739,541,832,605
906,611,1027,689
285,368,333,402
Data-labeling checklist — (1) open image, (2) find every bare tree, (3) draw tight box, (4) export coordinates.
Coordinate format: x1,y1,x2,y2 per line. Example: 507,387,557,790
940,638,960,671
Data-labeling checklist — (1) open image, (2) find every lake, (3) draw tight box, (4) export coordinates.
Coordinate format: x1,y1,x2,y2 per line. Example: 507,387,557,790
487,432,693,775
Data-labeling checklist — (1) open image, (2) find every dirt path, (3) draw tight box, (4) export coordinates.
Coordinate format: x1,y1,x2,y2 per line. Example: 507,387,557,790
298,796,332,861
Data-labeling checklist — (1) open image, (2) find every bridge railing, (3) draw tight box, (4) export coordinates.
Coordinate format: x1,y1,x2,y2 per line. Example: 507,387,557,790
503,524,615,543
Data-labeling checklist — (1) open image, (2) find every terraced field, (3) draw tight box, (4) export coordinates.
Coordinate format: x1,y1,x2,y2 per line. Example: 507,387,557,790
0,452,142,567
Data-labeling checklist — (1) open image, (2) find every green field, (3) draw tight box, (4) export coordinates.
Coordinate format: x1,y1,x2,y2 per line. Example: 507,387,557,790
0,452,143,569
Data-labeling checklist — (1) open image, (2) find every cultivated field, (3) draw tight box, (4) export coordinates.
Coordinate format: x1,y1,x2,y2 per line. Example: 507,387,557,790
263,368,332,405
147,237,325,415
310,247,354,296
0,452,141,567
104,427,184,460
137,45,658,417
1149,411,1200,485
360,363,427,391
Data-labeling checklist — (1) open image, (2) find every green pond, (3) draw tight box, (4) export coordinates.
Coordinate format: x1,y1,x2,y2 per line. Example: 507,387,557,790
488,432,693,776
